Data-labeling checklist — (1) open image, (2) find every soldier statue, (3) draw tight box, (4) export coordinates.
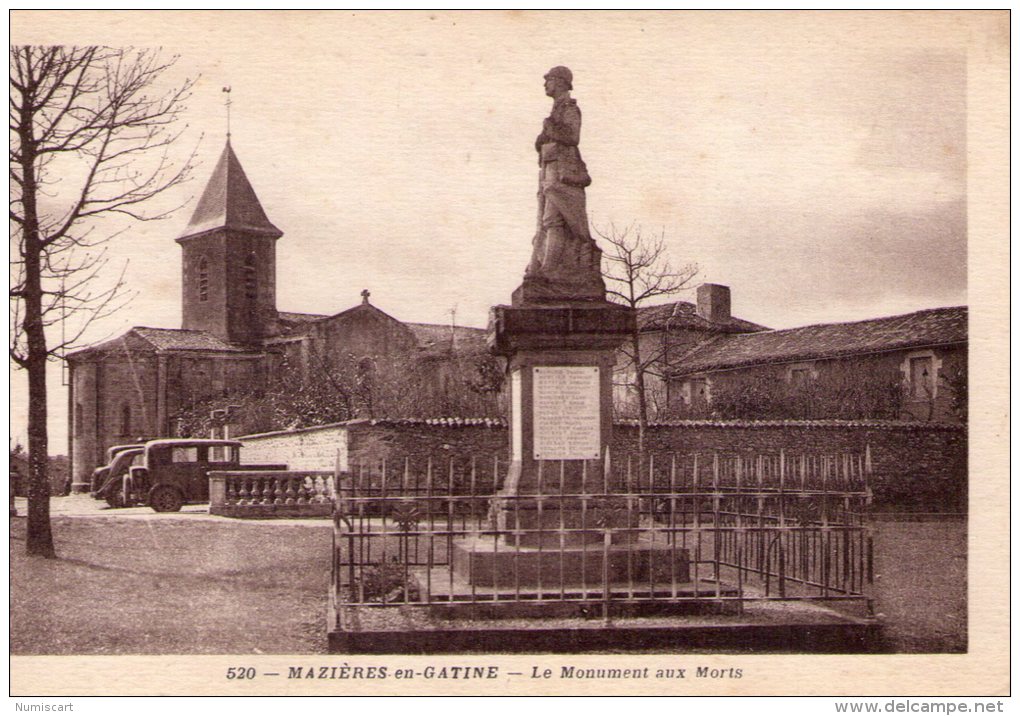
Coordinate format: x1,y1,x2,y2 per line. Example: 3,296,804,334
521,66,605,303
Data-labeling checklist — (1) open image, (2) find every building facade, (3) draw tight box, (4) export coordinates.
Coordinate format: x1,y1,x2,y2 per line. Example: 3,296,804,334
613,283,767,418
66,141,487,490
665,306,967,423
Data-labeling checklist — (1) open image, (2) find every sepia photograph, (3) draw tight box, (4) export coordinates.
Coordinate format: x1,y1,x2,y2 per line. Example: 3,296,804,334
8,10,1008,698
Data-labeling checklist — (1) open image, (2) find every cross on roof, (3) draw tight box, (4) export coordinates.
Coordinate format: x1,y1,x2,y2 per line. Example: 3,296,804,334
361,289,371,304
222,86,232,139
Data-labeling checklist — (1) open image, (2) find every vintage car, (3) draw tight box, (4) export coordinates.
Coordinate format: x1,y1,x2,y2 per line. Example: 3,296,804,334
90,444,145,491
91,445,145,507
124,439,286,512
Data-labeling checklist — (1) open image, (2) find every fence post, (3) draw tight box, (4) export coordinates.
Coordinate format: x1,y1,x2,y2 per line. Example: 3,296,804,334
209,473,226,515
778,449,786,598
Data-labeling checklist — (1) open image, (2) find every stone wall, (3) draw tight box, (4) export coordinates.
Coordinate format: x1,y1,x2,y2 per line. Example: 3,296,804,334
239,418,966,512
241,421,351,471
614,420,967,512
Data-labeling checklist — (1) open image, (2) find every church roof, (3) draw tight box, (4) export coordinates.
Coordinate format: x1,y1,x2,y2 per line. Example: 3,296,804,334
405,323,488,355
131,327,252,352
176,141,282,241
67,327,254,359
669,306,967,377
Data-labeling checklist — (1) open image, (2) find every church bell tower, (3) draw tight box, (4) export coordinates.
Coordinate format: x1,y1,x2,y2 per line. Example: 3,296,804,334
176,140,282,345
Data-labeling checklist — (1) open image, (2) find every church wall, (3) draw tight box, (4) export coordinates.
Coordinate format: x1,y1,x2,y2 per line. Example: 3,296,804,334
70,362,98,485
99,355,160,443
70,354,159,486
224,231,277,344
180,231,278,345
181,232,229,339
165,354,267,417
313,311,418,360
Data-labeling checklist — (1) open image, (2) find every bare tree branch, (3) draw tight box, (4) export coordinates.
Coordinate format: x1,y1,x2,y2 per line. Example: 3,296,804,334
595,222,699,450
10,44,197,557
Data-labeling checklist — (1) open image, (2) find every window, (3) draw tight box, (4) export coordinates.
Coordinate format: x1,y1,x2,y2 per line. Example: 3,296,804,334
786,362,815,387
688,378,710,405
909,356,934,400
120,403,132,437
198,257,208,302
74,403,83,435
900,350,942,403
170,447,199,463
244,253,257,302
209,445,238,464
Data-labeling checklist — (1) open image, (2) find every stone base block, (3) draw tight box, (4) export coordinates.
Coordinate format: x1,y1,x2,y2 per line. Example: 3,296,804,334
209,502,332,519
452,537,689,587
493,498,640,548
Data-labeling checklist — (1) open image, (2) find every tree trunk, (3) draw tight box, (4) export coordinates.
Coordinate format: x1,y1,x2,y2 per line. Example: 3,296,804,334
19,130,56,558
26,350,54,557
630,328,648,458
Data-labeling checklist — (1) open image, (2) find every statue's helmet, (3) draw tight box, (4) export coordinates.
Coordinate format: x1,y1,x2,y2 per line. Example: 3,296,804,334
544,65,573,90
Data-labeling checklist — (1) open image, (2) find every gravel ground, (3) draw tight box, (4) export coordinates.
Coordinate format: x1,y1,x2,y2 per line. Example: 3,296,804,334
9,498,966,654
10,505,332,655
869,516,967,652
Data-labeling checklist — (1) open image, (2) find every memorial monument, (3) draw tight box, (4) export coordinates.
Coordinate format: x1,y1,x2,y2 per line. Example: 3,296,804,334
330,68,872,653
451,67,686,589
518,65,605,305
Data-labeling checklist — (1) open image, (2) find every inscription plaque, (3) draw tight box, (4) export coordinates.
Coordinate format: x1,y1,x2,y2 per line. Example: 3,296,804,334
532,366,600,460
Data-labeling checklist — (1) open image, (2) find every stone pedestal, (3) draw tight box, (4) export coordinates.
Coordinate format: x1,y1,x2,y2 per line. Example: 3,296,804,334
452,538,691,587
464,301,639,586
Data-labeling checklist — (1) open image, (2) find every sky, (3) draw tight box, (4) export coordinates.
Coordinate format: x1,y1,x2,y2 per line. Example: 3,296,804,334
10,11,988,451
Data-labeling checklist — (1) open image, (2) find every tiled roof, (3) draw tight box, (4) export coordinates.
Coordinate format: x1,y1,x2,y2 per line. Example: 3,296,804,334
277,311,327,324
617,418,963,431
68,327,253,358
131,327,251,352
635,300,767,333
367,417,506,428
274,311,328,335
406,323,488,354
670,306,967,377
239,416,963,442
239,416,508,440
176,141,282,240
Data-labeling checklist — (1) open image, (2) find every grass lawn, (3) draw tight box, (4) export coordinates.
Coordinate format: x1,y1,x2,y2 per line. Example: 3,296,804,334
9,508,966,654
10,514,332,655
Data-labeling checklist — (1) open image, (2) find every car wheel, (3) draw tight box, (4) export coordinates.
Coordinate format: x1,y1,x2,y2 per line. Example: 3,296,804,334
149,486,183,513
105,492,124,509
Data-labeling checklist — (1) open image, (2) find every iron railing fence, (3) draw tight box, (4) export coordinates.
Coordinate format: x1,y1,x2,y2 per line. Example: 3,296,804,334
332,451,873,616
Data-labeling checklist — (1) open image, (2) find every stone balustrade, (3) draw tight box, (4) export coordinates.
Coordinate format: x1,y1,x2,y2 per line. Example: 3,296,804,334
209,470,335,518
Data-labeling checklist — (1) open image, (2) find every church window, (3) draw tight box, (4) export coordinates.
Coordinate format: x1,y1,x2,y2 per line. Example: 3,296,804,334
198,257,208,302
244,253,257,302
121,403,132,437
75,403,83,436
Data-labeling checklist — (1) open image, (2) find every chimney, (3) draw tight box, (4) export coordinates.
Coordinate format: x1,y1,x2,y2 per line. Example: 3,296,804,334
696,283,731,324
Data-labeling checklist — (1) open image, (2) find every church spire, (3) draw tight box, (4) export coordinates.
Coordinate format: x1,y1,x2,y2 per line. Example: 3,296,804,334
176,140,282,241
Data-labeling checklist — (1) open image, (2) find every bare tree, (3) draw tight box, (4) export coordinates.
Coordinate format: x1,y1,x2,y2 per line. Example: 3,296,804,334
597,222,698,453
10,46,197,556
